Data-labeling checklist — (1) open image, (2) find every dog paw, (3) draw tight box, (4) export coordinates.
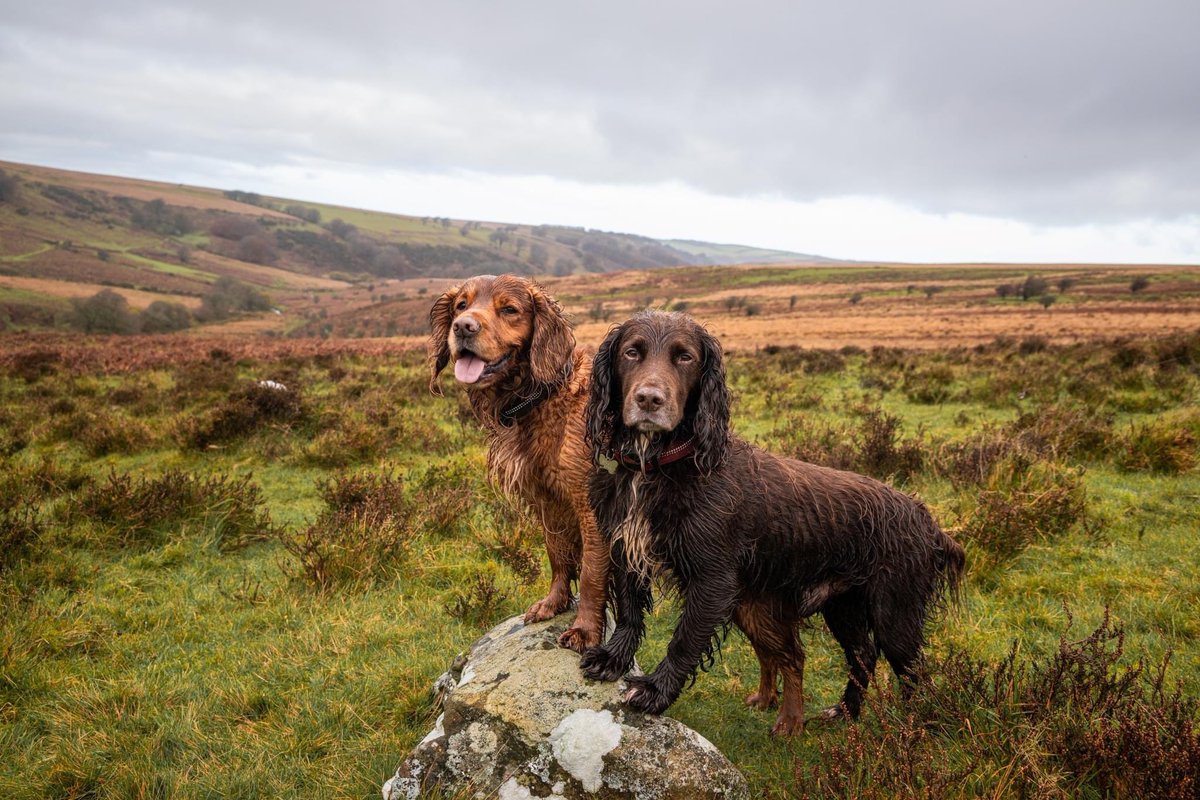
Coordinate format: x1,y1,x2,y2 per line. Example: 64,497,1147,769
807,703,851,726
744,690,779,710
580,646,630,682
770,711,805,737
523,595,568,625
621,674,673,715
558,623,600,653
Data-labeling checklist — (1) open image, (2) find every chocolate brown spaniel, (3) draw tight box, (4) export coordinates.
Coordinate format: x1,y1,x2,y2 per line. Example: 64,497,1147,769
429,274,607,652
580,311,965,735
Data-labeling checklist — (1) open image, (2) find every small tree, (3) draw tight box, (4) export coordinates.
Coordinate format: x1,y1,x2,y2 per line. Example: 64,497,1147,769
789,294,797,311
0,168,21,203
236,234,278,265
140,301,192,333
529,243,548,269
1039,295,1056,309
1057,277,1076,294
1130,276,1151,293
1020,275,1049,300
923,286,943,300
71,289,138,334
996,284,1015,299
849,292,863,305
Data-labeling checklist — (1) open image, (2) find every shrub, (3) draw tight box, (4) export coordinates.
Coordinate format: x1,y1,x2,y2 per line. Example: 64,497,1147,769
0,168,20,203
0,501,43,571
9,349,61,382
301,417,388,467
0,458,91,512
768,405,924,484
446,571,511,627
195,277,271,321
412,460,483,536
1008,402,1114,462
208,215,262,241
1113,414,1199,473
483,498,543,586
1017,335,1048,355
759,346,845,375
902,364,955,404
1020,274,1049,300
74,409,155,457
71,289,138,334
69,469,276,549
236,234,278,265
956,453,1089,566
278,471,417,591
139,301,192,333
1131,275,1151,293
797,613,1200,800
184,382,305,449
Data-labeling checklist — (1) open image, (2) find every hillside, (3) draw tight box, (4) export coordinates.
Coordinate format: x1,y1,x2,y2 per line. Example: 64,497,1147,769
661,239,840,265
0,160,831,335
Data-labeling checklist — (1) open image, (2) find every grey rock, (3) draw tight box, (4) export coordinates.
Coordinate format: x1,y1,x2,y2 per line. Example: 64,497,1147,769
384,614,748,799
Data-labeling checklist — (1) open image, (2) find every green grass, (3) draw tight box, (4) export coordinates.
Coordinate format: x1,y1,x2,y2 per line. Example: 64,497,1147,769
1,336,1198,798
119,252,218,283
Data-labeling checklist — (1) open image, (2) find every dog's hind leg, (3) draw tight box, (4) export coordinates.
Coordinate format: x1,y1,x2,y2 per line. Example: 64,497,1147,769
732,602,786,709
872,590,929,699
818,590,877,722
735,601,806,735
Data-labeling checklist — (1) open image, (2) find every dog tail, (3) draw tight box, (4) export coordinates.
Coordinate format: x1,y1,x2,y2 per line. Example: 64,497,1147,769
934,527,967,603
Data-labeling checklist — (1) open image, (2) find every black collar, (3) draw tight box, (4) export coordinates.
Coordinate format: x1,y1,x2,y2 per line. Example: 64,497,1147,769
499,360,573,426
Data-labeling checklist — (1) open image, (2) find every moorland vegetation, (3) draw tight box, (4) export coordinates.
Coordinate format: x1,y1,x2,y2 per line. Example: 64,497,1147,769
1,329,1198,798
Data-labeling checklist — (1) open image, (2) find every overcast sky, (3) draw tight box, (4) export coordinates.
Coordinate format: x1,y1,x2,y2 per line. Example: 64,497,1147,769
3,1,1198,263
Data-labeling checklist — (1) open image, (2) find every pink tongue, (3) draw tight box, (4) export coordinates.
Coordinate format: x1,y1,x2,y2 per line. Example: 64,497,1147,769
455,355,487,383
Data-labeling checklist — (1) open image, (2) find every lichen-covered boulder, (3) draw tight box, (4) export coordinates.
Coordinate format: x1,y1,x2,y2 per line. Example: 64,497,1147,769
384,614,748,799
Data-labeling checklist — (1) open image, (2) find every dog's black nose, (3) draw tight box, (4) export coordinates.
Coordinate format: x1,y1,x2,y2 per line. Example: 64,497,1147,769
453,315,480,337
634,386,665,412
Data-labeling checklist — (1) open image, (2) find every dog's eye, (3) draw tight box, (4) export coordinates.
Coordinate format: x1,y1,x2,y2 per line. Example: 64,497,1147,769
455,300,468,311
499,306,519,316
676,351,695,363
623,347,640,361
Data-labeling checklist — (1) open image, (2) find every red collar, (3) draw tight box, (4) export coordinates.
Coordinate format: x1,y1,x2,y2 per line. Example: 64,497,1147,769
616,436,696,472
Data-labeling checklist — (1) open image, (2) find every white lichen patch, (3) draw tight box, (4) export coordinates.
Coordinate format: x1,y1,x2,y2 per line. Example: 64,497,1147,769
548,708,623,792
420,713,445,746
458,662,477,687
465,721,498,754
690,727,719,753
498,777,535,800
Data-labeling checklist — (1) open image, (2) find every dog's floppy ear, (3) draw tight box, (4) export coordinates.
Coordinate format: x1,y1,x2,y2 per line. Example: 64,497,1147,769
586,322,625,463
529,284,575,385
428,284,459,396
691,324,730,473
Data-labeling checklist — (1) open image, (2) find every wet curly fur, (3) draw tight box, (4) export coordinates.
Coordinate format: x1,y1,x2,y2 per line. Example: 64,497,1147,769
429,275,609,652
579,311,965,735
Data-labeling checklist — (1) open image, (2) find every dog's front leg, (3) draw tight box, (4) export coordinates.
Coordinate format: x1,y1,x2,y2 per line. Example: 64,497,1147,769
580,543,649,682
622,573,738,715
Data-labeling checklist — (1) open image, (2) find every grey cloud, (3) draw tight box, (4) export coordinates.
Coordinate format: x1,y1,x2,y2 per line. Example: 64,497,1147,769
2,1,1198,225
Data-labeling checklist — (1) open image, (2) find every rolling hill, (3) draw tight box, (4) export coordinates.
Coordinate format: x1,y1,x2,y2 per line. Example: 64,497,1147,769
0,159,833,335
